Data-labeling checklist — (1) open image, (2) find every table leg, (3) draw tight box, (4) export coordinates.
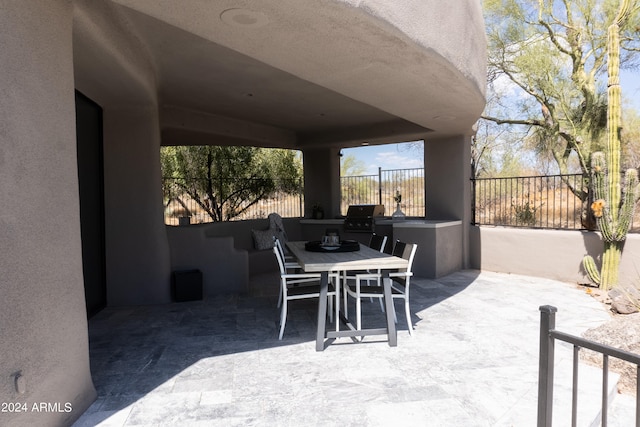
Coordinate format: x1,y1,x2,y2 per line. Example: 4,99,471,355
381,270,397,347
316,271,329,351
334,272,340,332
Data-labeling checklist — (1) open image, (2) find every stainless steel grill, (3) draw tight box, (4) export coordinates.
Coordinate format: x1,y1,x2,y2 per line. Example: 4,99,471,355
343,204,385,232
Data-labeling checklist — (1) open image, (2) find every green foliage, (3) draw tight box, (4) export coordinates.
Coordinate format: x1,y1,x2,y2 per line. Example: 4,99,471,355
512,199,540,226
340,155,367,176
161,145,302,222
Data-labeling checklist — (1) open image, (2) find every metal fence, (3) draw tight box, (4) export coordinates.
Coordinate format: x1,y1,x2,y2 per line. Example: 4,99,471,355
163,177,303,225
163,171,639,230
340,167,425,217
472,173,640,232
538,305,640,427
472,174,586,229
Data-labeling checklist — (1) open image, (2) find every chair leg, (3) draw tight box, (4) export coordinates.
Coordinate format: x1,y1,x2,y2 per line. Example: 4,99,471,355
343,275,349,319
278,297,287,340
404,298,413,336
334,279,340,332
356,293,362,334
376,275,384,311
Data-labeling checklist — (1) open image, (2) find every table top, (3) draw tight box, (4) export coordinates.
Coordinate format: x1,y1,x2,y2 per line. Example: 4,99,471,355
286,241,408,272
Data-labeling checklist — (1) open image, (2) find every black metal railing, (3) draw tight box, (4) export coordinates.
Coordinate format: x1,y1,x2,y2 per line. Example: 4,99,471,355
162,171,639,230
472,174,640,232
538,305,640,427
472,174,586,229
340,167,425,217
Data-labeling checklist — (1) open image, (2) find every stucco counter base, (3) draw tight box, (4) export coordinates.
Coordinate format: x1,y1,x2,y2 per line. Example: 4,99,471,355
391,220,463,278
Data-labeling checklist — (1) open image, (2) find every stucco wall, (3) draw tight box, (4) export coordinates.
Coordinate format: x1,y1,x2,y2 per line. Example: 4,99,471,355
0,2,96,426
165,218,304,295
303,147,342,218
342,0,486,94
470,226,640,287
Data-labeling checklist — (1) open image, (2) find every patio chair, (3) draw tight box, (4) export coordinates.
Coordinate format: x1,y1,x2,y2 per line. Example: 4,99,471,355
273,244,338,340
342,233,388,305
275,237,300,272
275,238,304,308
368,233,388,253
343,240,417,336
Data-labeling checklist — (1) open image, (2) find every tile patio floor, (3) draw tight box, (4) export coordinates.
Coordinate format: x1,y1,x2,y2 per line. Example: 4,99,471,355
72,270,635,427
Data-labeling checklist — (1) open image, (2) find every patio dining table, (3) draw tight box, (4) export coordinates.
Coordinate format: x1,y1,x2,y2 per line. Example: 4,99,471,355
286,241,409,351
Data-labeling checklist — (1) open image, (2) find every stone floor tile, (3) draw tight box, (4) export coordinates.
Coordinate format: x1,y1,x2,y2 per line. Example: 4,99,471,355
72,270,635,427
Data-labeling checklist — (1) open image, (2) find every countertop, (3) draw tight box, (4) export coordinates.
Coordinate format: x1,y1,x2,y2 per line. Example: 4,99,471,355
299,218,462,228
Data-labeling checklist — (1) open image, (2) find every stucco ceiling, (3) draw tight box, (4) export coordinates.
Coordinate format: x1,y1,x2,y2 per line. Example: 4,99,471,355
80,0,486,149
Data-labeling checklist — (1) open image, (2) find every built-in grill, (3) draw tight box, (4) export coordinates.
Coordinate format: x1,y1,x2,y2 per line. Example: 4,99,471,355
343,204,385,232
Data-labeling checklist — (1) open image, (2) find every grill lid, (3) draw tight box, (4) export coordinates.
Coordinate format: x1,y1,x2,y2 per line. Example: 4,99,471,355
345,204,385,218
344,204,385,232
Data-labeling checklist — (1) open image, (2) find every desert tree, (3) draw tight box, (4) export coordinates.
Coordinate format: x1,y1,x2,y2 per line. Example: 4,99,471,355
161,145,302,222
481,0,640,224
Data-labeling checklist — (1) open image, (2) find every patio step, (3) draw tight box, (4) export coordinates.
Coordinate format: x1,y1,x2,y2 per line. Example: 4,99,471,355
606,393,637,427
551,355,622,427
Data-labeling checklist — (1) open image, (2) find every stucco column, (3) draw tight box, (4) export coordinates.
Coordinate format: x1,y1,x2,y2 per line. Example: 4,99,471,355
302,147,342,218
424,135,472,268
0,1,96,426
103,107,171,305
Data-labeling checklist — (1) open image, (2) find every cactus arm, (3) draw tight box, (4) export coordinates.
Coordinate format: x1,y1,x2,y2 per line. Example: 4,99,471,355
590,153,607,202
583,255,601,285
614,169,639,241
591,153,615,241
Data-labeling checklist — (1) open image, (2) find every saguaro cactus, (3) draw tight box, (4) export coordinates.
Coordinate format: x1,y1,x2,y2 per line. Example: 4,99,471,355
582,0,639,291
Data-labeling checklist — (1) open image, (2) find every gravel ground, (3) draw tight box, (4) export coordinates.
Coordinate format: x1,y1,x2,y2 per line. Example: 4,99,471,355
580,288,640,396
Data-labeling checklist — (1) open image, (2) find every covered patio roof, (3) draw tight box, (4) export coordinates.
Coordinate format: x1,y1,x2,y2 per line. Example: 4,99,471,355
1,3,487,425
75,0,486,149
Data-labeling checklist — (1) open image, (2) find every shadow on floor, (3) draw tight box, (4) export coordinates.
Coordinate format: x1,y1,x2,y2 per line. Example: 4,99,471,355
78,270,479,425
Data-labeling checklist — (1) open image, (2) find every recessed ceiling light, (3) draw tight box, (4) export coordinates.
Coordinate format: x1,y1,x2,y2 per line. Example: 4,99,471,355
361,142,369,146
220,9,269,28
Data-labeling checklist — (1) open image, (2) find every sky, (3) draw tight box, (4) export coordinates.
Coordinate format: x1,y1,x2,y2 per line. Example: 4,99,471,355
621,68,640,110
343,69,640,175
341,141,424,176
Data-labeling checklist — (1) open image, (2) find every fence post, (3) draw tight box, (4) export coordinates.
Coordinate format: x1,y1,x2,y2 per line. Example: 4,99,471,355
471,177,476,225
378,167,382,206
538,305,557,427
299,178,304,218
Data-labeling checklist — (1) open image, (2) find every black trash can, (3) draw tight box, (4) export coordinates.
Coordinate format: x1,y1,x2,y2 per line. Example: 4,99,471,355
171,269,203,302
